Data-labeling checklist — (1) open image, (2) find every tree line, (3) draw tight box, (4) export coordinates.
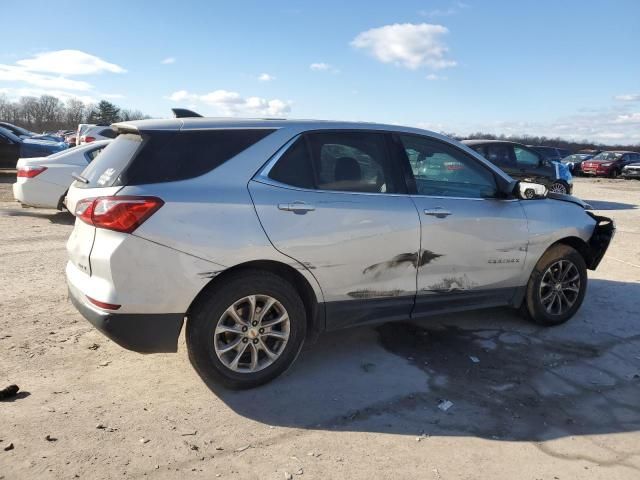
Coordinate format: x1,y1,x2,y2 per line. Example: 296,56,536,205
0,95,149,133
443,131,639,152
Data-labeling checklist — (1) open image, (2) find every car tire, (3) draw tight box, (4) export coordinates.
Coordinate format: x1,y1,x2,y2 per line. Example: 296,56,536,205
186,269,307,389
521,244,587,326
549,181,569,194
609,169,619,179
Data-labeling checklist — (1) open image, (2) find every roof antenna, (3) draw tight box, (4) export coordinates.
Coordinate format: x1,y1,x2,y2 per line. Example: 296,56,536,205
172,108,202,118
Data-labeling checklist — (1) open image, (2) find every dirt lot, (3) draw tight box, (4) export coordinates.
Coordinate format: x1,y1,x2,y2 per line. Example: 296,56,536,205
1,174,639,479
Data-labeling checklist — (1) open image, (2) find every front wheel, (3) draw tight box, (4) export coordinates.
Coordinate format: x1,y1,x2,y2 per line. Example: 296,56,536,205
549,181,569,194
521,244,587,326
186,270,307,389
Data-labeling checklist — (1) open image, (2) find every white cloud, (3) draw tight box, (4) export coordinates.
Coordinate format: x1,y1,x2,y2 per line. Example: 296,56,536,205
258,73,275,81
418,107,640,145
614,93,640,102
426,73,447,80
0,50,126,102
310,62,339,73
351,23,456,70
16,50,125,75
0,65,92,90
161,57,176,65
166,89,291,116
419,1,469,18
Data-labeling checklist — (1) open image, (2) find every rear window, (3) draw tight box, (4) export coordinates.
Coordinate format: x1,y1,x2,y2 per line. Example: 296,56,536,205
77,129,274,188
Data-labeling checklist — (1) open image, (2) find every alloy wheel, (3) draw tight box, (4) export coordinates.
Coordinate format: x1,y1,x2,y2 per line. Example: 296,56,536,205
549,182,567,194
539,260,581,315
213,295,290,373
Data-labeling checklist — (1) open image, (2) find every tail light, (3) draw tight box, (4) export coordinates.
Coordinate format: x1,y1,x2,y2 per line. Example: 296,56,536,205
84,136,96,143
75,196,164,233
17,166,47,178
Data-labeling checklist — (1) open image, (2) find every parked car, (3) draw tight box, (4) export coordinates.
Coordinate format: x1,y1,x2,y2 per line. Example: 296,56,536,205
78,125,117,145
463,140,573,194
580,151,640,177
0,126,67,168
64,119,614,389
621,160,640,180
13,140,111,209
0,121,64,142
529,145,572,163
561,153,594,176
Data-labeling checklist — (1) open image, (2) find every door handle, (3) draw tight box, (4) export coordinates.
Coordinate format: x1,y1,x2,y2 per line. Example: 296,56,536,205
424,207,452,218
278,202,315,213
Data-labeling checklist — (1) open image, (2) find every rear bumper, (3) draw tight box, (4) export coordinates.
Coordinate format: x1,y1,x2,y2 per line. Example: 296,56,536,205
68,282,184,353
13,179,64,209
586,214,615,270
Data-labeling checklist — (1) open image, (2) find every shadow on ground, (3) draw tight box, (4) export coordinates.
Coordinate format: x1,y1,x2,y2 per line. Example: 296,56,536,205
205,279,640,443
584,199,638,210
0,208,74,225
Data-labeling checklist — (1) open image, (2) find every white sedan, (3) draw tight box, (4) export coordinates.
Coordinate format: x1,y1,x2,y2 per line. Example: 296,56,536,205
13,140,111,209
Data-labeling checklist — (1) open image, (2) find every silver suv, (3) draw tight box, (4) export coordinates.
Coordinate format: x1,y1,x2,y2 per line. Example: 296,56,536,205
65,119,614,389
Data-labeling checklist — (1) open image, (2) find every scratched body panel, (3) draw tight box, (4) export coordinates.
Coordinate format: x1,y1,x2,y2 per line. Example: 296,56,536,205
249,180,421,302
410,196,530,296
518,198,595,284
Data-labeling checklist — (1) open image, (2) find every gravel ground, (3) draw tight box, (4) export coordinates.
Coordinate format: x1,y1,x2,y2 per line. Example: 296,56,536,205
1,174,639,479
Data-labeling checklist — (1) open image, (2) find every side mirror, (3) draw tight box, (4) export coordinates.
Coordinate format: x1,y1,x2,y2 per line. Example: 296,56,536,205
516,181,548,200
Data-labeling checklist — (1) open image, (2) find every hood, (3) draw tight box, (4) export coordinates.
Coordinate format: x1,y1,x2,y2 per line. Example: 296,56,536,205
584,159,617,165
547,192,591,209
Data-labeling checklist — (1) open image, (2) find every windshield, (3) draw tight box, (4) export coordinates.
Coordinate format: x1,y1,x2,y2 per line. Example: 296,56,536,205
593,152,623,161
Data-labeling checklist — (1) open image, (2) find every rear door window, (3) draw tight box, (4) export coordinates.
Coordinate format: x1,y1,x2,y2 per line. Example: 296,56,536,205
306,131,399,193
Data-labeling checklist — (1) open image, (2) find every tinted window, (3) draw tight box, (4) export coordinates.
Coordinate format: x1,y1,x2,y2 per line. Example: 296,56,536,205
85,146,105,163
306,132,397,193
482,144,516,169
268,137,315,189
122,129,274,185
78,129,274,188
514,146,541,166
78,134,142,188
400,135,497,198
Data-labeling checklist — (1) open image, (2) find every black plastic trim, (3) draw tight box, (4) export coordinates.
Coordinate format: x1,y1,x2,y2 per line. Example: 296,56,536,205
69,287,184,353
585,213,615,270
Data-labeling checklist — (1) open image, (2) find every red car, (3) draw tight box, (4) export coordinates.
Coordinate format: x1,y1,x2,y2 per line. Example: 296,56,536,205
581,151,640,177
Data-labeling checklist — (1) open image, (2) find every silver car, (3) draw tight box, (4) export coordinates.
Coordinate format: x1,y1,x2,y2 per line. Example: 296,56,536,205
65,119,614,389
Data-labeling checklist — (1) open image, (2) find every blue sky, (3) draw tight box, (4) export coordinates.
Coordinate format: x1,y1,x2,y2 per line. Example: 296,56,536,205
1,0,639,144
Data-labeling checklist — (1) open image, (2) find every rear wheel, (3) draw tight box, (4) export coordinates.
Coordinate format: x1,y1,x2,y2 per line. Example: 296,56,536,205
186,270,306,389
521,244,587,326
609,169,619,178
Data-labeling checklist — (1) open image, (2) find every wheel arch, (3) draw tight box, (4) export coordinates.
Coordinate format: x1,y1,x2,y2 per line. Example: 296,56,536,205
548,236,593,269
186,260,324,340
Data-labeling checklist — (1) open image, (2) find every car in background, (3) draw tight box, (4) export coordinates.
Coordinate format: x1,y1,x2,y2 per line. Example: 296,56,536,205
13,140,111,209
621,159,640,180
0,121,64,142
581,151,640,177
561,153,594,176
529,146,572,163
0,126,67,168
463,140,573,194
64,118,613,389
78,125,117,145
